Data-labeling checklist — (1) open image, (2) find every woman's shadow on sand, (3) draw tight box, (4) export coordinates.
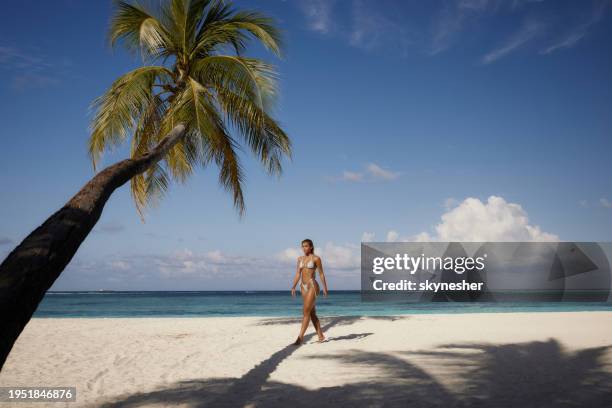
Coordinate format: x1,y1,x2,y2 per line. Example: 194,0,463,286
99,316,612,408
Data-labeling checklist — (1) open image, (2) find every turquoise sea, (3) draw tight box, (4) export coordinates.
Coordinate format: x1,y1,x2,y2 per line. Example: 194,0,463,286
35,291,612,317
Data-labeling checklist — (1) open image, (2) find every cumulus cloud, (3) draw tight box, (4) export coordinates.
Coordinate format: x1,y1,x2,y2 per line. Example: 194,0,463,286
277,241,360,271
443,197,459,210
417,195,558,241
361,232,375,242
153,249,266,278
386,230,400,242
364,196,557,243
276,247,301,264
52,195,559,291
54,248,297,291
360,230,413,243
318,242,360,270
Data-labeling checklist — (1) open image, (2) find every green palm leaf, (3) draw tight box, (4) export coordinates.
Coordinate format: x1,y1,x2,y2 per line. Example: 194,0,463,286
89,66,172,169
90,0,290,216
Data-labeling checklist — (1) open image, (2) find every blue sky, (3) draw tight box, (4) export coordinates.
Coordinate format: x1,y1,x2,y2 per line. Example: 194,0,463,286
1,0,611,290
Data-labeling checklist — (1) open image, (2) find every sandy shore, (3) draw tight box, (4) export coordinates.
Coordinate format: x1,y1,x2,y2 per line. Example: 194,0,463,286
1,312,611,407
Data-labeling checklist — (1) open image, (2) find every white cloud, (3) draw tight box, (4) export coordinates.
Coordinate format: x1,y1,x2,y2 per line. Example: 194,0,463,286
430,0,501,55
540,31,586,55
277,241,360,271
600,198,612,209
276,247,301,264
364,196,558,242
298,0,334,34
349,0,411,54
294,1,606,61
0,44,70,90
57,248,298,290
53,194,561,290
363,195,555,244
366,163,400,180
418,196,558,241
173,248,193,260
361,232,375,242
540,1,609,55
431,1,481,55
318,242,360,270
109,260,130,271
333,162,400,183
481,20,543,64
156,249,266,278
297,0,413,55
341,170,364,182
206,249,224,263
432,0,607,58
386,230,400,242
443,197,459,210
459,0,491,11
414,232,433,242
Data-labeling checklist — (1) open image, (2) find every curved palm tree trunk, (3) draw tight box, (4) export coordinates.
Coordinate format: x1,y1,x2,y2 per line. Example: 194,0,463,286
0,124,186,370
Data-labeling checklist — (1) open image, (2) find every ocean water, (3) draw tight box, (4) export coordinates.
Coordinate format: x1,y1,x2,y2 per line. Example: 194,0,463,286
35,291,612,317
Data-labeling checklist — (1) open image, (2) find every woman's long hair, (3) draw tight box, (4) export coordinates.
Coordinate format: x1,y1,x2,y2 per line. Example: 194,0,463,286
302,238,315,254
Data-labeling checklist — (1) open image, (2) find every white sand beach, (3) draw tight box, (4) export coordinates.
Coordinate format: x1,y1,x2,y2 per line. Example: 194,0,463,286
1,312,611,407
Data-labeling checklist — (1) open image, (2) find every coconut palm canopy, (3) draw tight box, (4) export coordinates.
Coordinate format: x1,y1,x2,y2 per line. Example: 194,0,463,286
89,0,291,215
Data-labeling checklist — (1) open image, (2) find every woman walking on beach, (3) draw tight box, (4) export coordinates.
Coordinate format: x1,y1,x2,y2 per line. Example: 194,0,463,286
291,239,329,345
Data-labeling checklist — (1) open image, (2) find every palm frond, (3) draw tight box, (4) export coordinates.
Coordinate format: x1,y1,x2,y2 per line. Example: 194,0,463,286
229,11,283,56
192,9,282,57
192,55,263,106
173,77,246,212
109,0,172,59
94,0,289,216
214,130,245,215
130,161,170,217
89,66,172,169
130,94,166,157
214,85,290,176
159,0,188,56
235,57,279,110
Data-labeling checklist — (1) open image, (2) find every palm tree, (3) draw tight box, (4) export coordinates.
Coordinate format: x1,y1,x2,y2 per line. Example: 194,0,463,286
0,0,291,370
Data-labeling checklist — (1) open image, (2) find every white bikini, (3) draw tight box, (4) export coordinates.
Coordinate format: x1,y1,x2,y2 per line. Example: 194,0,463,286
299,256,320,297
299,257,315,269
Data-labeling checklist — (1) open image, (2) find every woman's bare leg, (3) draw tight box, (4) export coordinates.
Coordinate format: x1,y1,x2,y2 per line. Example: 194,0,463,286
310,306,325,341
295,286,316,344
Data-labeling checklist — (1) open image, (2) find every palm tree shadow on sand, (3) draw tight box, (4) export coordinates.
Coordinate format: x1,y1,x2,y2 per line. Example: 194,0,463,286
99,317,612,408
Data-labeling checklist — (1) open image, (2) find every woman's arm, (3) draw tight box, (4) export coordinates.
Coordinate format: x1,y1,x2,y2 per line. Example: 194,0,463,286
290,257,301,297
316,257,329,297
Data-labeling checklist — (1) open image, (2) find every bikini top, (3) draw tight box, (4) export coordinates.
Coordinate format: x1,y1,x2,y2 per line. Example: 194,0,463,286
299,256,316,269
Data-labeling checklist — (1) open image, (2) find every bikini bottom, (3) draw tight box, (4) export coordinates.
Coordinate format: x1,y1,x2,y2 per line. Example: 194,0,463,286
300,279,320,298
